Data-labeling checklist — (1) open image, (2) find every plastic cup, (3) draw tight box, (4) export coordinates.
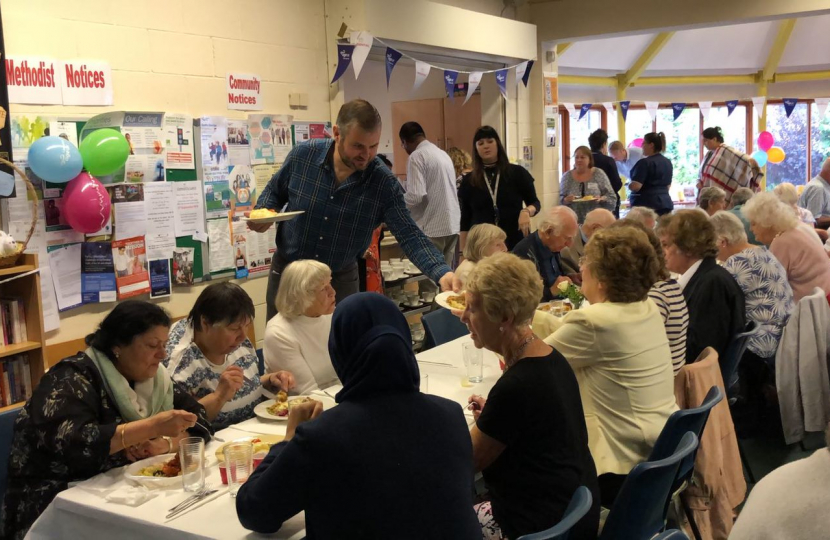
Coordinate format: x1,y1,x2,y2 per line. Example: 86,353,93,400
179,437,206,492
223,441,254,497
463,342,484,383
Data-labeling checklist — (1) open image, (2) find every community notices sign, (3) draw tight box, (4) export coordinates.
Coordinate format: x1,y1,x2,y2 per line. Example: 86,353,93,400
61,60,113,105
227,72,263,111
4,56,113,105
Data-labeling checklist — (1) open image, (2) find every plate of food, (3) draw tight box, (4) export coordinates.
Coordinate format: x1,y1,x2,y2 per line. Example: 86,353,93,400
246,209,305,224
571,195,599,203
435,291,467,311
125,453,182,488
215,435,283,462
254,392,316,421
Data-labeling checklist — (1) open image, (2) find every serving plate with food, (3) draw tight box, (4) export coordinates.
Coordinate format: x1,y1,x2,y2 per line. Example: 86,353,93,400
571,195,599,203
125,453,182,488
253,392,316,421
435,291,467,311
246,208,305,224
215,435,284,484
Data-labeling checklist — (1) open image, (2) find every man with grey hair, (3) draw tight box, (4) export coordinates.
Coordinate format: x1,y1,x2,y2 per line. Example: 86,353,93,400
561,208,616,280
699,186,727,216
624,206,657,230
727,186,760,245
798,157,830,230
512,206,578,301
252,99,455,319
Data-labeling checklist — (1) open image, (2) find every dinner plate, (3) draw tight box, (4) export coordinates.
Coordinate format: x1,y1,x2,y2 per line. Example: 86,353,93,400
571,197,599,203
253,395,317,421
124,453,182,488
214,434,284,461
435,291,466,311
246,210,305,224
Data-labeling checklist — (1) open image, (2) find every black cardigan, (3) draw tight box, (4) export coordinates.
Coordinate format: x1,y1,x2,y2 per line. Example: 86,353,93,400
682,257,746,363
459,164,541,250
236,392,480,539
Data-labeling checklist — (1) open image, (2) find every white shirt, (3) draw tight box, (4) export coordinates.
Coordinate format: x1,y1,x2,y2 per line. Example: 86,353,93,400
615,146,643,179
798,175,830,218
114,252,129,272
677,259,703,291
403,140,461,238
264,313,337,395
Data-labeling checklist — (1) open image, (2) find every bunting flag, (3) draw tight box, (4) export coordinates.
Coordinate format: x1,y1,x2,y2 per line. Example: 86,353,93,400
521,60,534,86
385,47,402,88
495,69,508,99
752,96,766,119
563,103,576,117
645,101,660,122
578,103,592,121
602,102,615,116
783,98,798,118
331,44,355,84
815,97,830,119
413,61,431,92
465,72,483,105
444,70,459,101
726,100,739,116
620,101,630,121
671,103,686,121
350,31,374,79
699,101,712,121
516,61,535,87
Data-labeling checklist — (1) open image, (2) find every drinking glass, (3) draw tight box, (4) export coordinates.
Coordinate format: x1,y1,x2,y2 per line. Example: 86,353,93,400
223,441,254,497
462,342,484,383
179,437,206,492
551,300,565,317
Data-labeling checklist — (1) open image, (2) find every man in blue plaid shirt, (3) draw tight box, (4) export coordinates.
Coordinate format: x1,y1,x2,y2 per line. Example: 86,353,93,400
250,99,456,319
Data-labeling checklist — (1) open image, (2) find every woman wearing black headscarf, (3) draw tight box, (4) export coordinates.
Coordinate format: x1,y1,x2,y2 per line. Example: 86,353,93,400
236,293,480,539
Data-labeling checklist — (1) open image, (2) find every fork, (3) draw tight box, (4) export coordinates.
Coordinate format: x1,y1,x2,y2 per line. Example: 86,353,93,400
194,421,224,442
166,486,217,519
167,485,211,513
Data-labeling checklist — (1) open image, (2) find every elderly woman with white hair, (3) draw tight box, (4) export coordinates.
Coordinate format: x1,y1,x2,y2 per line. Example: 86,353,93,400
462,253,599,540
264,260,338,395
624,206,658,229
743,193,830,302
774,183,815,225
699,186,728,217
455,223,508,288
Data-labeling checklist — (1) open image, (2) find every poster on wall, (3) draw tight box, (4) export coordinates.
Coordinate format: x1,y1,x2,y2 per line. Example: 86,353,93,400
228,165,255,211
245,226,276,277
230,216,248,279
123,112,165,183
545,110,557,148
248,114,292,165
543,73,558,107
253,164,279,197
172,247,195,286
227,119,251,166
292,121,332,144
164,114,195,170
200,116,229,168
10,114,51,151
111,236,150,299
149,259,172,298
203,167,232,219
81,242,117,303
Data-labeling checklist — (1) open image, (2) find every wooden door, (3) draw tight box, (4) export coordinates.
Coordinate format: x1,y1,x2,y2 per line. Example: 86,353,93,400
443,93,482,157
391,98,445,179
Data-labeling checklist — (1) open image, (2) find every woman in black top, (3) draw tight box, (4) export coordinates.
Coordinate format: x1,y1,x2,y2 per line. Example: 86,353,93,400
236,293,480,539
2,301,210,540
629,131,674,216
461,253,600,540
459,126,541,251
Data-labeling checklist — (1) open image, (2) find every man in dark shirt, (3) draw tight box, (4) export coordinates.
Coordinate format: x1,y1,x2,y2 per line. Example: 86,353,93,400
250,99,455,320
589,129,623,217
512,206,578,301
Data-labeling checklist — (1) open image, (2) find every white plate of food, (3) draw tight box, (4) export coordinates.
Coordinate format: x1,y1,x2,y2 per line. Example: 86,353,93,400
435,291,467,311
571,195,599,203
245,209,305,224
254,393,317,421
214,434,283,462
124,453,182,488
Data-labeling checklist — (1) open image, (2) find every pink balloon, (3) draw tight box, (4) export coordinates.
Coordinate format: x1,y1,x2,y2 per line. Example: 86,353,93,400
757,131,774,152
629,138,644,148
63,173,111,233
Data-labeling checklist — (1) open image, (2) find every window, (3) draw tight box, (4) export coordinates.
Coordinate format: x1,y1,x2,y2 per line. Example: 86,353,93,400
707,105,747,153
811,105,830,178
755,103,809,188
657,107,701,186
607,112,619,145
625,110,654,145
568,109,601,155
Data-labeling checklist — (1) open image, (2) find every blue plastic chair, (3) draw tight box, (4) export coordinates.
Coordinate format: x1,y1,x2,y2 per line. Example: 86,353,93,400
421,308,469,351
256,348,265,376
648,386,723,540
0,407,21,504
517,486,593,540
599,432,699,540
721,321,757,392
654,530,690,540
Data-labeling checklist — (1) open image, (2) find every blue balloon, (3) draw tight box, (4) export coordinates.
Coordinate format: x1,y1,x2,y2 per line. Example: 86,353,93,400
28,136,84,183
751,150,768,168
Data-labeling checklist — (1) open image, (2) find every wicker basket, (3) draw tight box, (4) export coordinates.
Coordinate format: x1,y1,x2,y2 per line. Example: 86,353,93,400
0,157,38,268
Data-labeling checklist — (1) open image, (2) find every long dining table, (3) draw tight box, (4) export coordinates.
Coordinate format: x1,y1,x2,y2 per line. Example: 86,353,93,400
25,335,500,540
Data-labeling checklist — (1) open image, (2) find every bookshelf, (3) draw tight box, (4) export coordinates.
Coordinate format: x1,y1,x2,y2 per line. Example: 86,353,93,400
0,254,46,413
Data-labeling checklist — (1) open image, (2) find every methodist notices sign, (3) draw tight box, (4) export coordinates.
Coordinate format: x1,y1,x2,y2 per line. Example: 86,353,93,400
226,72,263,111
4,55,113,105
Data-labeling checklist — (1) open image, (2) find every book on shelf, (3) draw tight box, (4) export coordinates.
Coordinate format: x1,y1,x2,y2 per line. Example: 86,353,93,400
0,298,27,346
0,354,33,407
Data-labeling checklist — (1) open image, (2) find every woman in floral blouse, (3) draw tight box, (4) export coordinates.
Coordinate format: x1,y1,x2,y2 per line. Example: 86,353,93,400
1,301,211,540
165,282,295,430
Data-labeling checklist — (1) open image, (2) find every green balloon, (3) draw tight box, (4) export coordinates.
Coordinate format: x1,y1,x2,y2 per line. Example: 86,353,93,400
80,128,130,176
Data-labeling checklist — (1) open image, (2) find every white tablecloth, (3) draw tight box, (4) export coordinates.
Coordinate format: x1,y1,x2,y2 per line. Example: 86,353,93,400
25,336,499,540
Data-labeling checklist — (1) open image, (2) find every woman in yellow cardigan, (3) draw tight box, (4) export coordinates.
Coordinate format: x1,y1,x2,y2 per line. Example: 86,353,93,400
545,226,678,507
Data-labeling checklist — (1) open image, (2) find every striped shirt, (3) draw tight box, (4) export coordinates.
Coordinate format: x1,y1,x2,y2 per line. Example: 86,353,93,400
404,140,460,237
164,319,264,430
648,279,689,374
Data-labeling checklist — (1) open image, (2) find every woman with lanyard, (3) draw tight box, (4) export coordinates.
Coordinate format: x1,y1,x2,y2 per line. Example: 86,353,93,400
459,126,541,252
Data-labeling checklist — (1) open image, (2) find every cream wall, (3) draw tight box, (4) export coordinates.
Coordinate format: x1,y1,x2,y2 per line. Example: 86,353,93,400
2,0,333,349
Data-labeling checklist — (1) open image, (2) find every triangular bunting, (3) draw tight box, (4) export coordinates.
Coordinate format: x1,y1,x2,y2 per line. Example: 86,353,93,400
521,60,534,87
620,101,630,121
815,98,830,119
385,47,402,88
578,104,592,121
671,103,686,121
444,70,459,101
602,102,615,116
349,31,373,79
331,44,355,84
645,101,660,122
563,103,576,118
752,96,766,119
495,69,508,100
726,100,739,117
699,101,712,121
465,72,483,105
783,98,798,118
413,61,430,92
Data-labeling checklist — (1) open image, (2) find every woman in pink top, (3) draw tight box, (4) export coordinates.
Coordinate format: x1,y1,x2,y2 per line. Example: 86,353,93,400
743,192,830,302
